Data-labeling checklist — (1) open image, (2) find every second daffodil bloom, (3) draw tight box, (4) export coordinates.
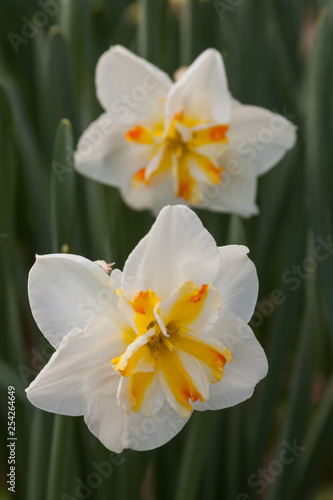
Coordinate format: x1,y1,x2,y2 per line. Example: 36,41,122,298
75,45,296,216
26,206,268,452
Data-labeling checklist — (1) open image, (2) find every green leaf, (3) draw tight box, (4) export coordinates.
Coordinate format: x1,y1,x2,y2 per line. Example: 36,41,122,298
291,375,333,499
251,198,307,470
46,415,73,500
266,272,318,500
255,146,300,278
306,4,333,350
44,26,78,144
26,411,53,500
51,119,76,253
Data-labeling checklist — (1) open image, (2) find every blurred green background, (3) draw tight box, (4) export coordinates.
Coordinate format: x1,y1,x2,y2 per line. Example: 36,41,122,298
1,0,333,499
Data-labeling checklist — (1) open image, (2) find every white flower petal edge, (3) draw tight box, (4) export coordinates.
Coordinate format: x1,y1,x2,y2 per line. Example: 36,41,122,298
28,253,115,348
120,175,187,215
96,45,172,124
26,317,126,416
213,245,259,323
117,371,165,417
193,310,268,411
84,402,191,453
166,48,230,127
121,205,221,301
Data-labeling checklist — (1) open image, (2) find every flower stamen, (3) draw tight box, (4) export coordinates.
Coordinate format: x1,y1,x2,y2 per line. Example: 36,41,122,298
125,110,229,202
112,282,232,417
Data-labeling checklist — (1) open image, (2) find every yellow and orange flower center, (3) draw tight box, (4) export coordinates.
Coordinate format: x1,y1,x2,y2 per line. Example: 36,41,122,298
112,282,232,417
125,111,229,203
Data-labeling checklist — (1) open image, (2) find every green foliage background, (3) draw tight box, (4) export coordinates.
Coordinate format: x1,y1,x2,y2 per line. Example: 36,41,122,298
0,0,333,499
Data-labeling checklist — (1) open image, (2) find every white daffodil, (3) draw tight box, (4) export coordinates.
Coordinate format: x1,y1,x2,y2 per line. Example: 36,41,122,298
26,205,267,452
75,45,296,216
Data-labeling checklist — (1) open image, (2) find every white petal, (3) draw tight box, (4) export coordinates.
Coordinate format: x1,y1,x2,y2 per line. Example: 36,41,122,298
28,254,117,348
228,101,297,176
174,120,192,143
213,245,258,323
166,49,230,127
84,401,190,452
157,370,190,418
175,350,210,401
96,45,172,123
116,293,140,334
157,353,208,418
26,317,126,415
196,153,259,217
116,376,132,414
122,205,221,301
193,310,268,411
160,283,221,336
75,114,144,188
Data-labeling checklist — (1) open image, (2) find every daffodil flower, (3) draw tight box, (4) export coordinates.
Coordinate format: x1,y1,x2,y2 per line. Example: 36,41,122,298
75,46,296,216
26,206,267,452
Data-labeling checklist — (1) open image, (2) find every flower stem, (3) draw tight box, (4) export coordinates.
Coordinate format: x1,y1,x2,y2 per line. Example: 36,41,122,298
181,0,197,65
26,410,50,500
138,0,155,60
